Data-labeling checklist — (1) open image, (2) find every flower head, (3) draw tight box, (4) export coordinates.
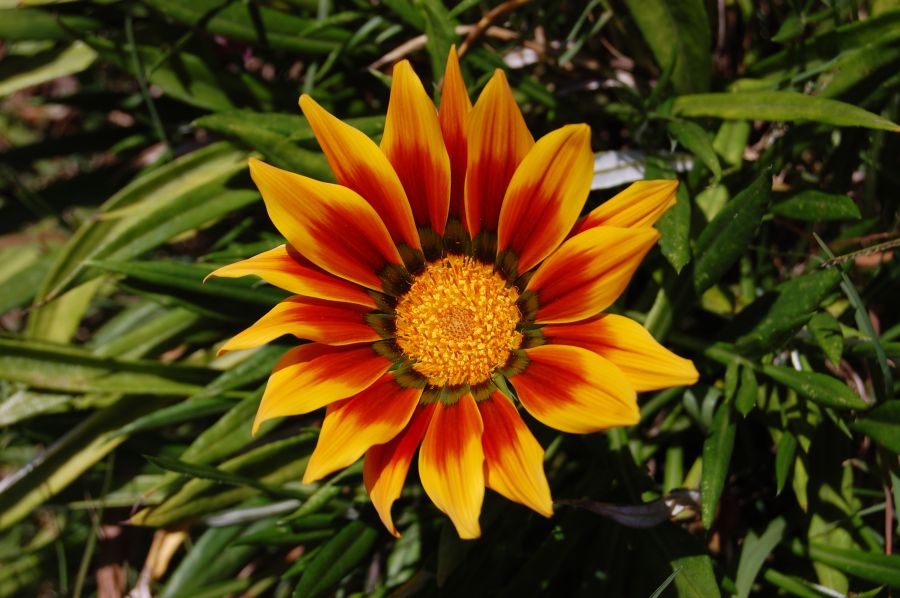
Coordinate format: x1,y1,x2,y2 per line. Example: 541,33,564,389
210,48,698,539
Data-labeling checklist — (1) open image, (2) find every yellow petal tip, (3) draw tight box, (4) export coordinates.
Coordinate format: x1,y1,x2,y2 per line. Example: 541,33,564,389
301,468,319,485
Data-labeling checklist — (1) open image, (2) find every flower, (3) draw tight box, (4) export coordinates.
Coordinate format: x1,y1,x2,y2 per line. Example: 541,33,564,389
209,47,699,539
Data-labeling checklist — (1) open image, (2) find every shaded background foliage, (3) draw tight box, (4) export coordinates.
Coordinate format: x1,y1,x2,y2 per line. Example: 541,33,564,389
1,0,899,596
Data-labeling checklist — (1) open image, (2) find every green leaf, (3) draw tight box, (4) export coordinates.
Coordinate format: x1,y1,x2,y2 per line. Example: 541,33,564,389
622,0,711,93
656,183,692,273
0,337,214,395
749,8,900,75
762,569,828,598
0,8,99,41
130,434,315,527
90,259,288,318
850,401,900,453
735,366,758,417
808,311,844,366
693,171,770,294
695,184,729,222
28,142,248,339
0,395,168,531
760,365,868,410
0,389,94,426
90,306,200,360
820,33,900,99
144,454,305,500
673,91,900,132
234,527,332,546
417,0,457,81
649,525,722,598
86,36,266,112
144,0,349,54
815,233,893,403
293,520,378,598
110,398,234,437
774,431,797,495
159,513,277,598
735,517,787,598
807,543,900,588
736,269,842,354
712,120,751,166
0,41,96,98
770,14,805,43
382,0,426,29
0,243,56,314
179,386,272,468
645,156,691,273
666,120,721,181
701,401,735,528
771,191,861,221
193,345,285,401
194,111,385,178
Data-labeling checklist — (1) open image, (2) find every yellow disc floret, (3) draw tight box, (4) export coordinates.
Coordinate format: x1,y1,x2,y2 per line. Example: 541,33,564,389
395,255,522,387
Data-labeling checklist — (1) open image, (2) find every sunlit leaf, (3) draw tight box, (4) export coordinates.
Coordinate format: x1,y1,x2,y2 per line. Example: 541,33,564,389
673,91,900,131
693,170,770,294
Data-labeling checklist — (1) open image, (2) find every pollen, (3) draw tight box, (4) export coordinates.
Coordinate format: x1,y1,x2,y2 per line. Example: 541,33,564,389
394,255,523,387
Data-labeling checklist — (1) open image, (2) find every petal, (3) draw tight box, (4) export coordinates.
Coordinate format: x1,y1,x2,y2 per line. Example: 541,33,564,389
573,180,678,235
382,60,451,235
304,373,423,483
419,394,485,539
253,343,390,433
526,226,660,324
464,69,534,238
299,95,420,250
439,45,472,222
497,124,593,275
206,245,376,308
219,296,380,353
511,344,638,433
248,158,404,292
478,392,552,517
364,403,436,537
541,314,699,392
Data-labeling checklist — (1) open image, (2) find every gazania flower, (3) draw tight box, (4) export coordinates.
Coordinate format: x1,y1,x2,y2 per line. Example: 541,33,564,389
210,48,698,539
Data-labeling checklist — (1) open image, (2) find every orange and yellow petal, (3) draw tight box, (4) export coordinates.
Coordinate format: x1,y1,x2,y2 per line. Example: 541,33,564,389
248,159,403,292
206,245,376,308
364,403,436,537
418,394,485,539
510,344,638,433
439,45,471,222
253,343,390,434
299,95,421,251
219,297,379,353
526,226,660,324
497,124,593,275
382,60,451,235
303,373,423,483
542,314,699,392
464,69,534,238
478,393,552,517
573,180,678,235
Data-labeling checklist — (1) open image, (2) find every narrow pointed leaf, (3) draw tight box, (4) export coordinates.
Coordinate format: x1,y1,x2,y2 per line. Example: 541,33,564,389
673,92,900,132
761,365,868,410
694,171,770,294
701,401,736,528
850,401,900,453
771,191,861,221
293,520,378,598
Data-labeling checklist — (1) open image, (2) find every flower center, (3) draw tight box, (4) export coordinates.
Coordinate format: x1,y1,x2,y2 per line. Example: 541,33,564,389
394,255,522,387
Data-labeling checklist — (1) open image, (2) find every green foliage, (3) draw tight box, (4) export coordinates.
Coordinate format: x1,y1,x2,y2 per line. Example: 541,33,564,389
1,1,899,597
